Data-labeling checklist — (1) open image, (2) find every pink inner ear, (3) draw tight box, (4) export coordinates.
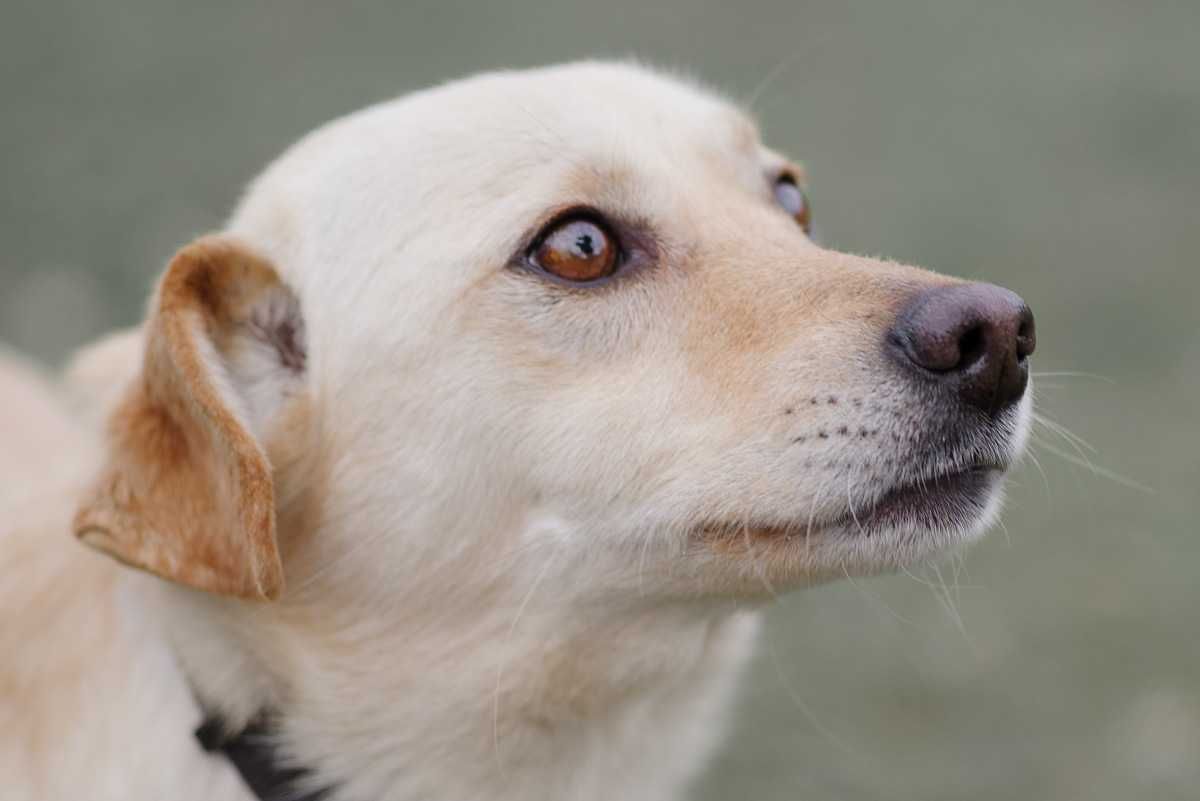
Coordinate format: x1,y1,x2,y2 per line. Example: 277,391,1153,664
245,286,307,373
223,284,307,443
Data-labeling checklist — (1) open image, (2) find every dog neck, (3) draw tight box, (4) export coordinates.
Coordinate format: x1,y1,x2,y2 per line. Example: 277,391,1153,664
67,331,761,800
161,571,760,801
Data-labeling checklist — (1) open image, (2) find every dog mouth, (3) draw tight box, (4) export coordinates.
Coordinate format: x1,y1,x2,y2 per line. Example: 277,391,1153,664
830,464,1002,534
698,462,1006,547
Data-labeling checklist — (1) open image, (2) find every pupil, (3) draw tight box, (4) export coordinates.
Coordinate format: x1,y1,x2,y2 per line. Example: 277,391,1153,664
575,233,595,256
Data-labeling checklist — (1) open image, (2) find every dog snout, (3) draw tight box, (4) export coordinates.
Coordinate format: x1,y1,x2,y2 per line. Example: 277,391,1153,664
888,283,1036,415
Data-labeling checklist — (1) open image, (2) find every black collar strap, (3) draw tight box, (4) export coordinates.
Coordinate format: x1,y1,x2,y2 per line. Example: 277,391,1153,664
196,716,333,801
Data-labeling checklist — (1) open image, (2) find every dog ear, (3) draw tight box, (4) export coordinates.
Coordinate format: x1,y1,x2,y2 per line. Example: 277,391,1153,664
73,236,306,601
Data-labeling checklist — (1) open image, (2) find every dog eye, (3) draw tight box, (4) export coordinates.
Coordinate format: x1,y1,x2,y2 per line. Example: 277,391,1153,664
529,216,618,283
773,174,812,234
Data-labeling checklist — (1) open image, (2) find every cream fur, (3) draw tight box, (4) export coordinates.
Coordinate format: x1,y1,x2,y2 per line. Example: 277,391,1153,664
0,62,1032,801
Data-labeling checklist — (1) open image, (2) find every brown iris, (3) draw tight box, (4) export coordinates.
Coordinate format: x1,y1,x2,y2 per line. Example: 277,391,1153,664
773,174,812,234
530,217,617,282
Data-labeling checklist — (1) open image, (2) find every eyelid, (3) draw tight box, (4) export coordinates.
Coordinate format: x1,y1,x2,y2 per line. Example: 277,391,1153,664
784,161,808,183
775,169,806,188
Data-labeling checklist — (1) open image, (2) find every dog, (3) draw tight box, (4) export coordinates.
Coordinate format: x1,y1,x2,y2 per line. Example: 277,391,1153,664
0,61,1035,801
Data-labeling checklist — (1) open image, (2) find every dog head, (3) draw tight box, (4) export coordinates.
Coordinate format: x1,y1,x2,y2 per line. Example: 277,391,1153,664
75,62,1034,606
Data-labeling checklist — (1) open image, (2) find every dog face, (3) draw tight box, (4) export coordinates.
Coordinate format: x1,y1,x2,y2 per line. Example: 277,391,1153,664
75,62,1034,605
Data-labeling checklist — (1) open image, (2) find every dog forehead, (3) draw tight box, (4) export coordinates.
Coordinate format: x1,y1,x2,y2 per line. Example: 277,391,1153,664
408,61,756,164
232,62,758,248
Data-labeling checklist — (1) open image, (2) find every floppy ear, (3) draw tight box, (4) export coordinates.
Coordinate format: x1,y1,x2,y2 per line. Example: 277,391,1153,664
73,236,306,601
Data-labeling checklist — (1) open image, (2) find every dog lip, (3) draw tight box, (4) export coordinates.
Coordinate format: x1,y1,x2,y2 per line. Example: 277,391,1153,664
839,464,1002,533
697,463,1006,546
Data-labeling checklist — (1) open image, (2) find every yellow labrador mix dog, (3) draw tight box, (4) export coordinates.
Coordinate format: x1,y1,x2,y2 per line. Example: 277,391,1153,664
0,62,1035,801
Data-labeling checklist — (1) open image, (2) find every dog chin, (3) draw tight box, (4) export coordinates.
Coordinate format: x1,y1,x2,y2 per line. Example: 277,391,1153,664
689,464,1011,594
818,477,1007,573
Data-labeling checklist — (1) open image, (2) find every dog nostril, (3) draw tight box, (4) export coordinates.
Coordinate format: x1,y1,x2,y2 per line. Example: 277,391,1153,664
1016,307,1036,362
956,324,987,372
889,282,1036,415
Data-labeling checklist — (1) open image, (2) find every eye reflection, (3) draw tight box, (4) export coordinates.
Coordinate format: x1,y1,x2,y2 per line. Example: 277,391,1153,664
773,174,811,234
530,217,618,282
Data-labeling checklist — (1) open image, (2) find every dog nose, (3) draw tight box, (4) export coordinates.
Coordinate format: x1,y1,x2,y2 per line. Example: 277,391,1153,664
889,283,1036,414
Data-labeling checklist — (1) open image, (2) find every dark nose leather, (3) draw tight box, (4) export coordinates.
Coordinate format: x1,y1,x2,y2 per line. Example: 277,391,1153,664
889,282,1036,415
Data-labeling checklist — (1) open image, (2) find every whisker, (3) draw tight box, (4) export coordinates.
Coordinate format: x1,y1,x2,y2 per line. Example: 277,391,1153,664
899,564,944,589
804,475,833,568
845,467,868,538
742,520,782,602
929,561,973,651
1034,440,1155,494
743,52,801,112
764,634,867,761
1023,447,1052,506
843,565,920,628
994,513,1013,548
1030,370,1116,384
1033,412,1098,455
950,552,964,609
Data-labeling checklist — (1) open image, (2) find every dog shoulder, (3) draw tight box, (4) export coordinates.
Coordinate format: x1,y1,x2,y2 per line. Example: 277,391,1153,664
0,348,87,502
0,341,252,801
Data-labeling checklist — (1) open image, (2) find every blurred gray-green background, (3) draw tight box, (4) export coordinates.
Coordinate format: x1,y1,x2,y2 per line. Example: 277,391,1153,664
3,1,1197,798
